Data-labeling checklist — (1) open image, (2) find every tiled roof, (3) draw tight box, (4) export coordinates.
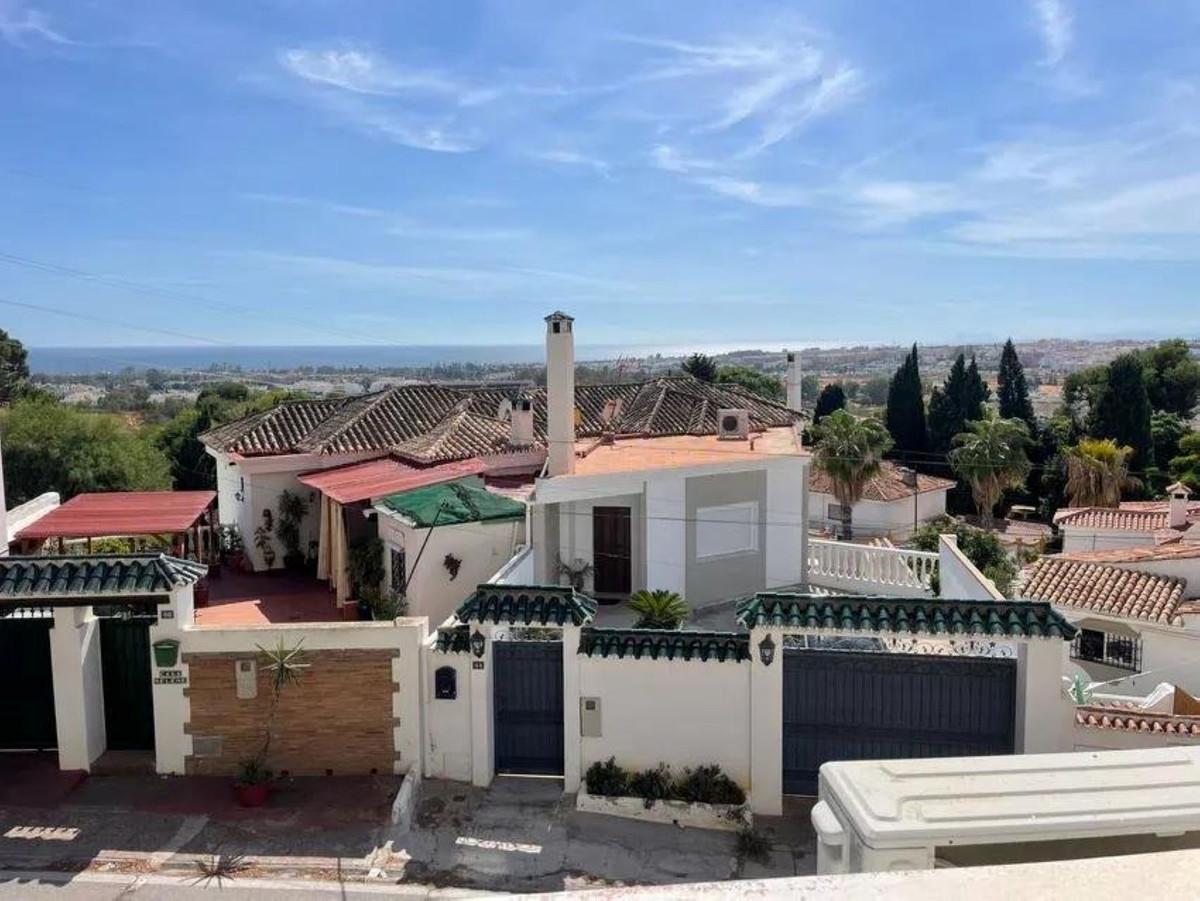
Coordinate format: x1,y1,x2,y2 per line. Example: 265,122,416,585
578,628,749,662
1075,704,1200,737
1054,504,1200,532
809,461,955,503
0,554,208,602
1021,557,1186,625
1061,542,1200,565
735,593,1076,639
455,584,597,627
201,377,798,459
434,624,470,653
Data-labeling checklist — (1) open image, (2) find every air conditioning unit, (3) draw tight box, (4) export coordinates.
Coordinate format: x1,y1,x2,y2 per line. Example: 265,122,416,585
717,408,750,440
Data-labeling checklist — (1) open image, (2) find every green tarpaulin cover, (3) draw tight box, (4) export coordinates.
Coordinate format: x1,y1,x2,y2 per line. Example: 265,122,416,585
377,480,525,528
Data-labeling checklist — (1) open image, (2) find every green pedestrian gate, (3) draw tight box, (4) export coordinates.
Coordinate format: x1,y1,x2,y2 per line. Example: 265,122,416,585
0,614,57,751
99,617,156,751
782,648,1017,795
493,641,564,776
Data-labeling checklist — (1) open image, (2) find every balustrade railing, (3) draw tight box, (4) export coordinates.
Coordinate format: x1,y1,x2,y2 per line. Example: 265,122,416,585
806,538,937,597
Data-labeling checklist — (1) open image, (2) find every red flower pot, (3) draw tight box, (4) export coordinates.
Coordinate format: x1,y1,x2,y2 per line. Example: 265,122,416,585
235,782,269,808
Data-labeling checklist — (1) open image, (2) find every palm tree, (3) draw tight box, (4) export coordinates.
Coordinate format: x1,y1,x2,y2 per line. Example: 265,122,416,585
812,409,894,540
949,414,1032,525
1064,438,1137,507
628,589,689,629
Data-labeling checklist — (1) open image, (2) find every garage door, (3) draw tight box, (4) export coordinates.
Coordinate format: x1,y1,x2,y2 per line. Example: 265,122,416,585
0,615,57,751
783,648,1016,795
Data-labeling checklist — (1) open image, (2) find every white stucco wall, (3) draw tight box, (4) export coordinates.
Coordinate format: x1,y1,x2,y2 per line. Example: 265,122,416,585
555,493,644,594
809,488,948,540
424,649,473,782
938,535,1005,599
1061,527,1153,554
575,655,752,786
766,459,807,589
377,513,525,627
645,476,687,595
49,606,107,771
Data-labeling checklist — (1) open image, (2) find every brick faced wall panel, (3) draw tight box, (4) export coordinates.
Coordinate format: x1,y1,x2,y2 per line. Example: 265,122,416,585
184,649,398,776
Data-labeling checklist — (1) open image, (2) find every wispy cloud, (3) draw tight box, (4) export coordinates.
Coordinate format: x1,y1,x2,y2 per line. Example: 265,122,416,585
238,192,389,219
279,48,459,97
1032,0,1072,67
0,2,71,46
529,149,612,178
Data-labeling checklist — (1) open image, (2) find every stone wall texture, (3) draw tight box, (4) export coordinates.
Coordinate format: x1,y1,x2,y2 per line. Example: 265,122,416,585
183,649,398,776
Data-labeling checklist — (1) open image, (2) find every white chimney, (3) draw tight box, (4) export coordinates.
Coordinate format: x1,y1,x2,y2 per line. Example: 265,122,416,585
1168,481,1193,529
0,436,8,556
511,393,535,447
786,350,802,411
545,311,576,476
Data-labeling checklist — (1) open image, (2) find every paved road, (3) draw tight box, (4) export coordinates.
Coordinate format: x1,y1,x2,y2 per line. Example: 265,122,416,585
0,871,480,898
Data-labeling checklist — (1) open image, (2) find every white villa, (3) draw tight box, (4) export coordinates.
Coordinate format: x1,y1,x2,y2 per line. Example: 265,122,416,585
1054,481,1200,553
807,460,953,540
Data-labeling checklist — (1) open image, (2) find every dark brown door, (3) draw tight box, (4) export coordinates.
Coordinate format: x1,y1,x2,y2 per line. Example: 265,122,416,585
592,506,632,595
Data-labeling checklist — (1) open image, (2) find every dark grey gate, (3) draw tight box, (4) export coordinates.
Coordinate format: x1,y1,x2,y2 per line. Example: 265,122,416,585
99,617,156,751
782,649,1016,795
494,641,564,776
0,615,57,750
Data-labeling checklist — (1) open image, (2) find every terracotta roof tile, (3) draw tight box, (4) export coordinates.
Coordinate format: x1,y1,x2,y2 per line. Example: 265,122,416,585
1021,557,1186,625
809,461,956,503
1074,703,1200,737
1061,542,1200,565
1054,503,1200,532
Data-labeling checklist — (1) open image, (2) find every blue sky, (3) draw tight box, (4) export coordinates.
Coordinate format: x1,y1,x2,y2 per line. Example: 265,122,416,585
2,0,1199,351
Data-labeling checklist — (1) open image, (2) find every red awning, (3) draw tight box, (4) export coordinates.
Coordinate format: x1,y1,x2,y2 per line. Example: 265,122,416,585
14,491,217,540
297,457,486,505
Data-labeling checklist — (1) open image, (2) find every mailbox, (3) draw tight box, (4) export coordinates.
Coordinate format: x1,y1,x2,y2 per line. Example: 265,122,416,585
435,666,457,700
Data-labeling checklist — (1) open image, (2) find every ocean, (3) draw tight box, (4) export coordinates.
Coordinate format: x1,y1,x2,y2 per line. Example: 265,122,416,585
28,341,836,375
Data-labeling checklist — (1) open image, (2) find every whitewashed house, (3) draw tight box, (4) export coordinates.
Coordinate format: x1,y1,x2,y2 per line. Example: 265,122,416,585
807,461,954,540
1054,482,1200,553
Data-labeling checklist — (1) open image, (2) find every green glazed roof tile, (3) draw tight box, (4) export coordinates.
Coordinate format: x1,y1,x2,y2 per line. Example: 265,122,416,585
0,554,208,602
455,584,597,627
578,628,749,663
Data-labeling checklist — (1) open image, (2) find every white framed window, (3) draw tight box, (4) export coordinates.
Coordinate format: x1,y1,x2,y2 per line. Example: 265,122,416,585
695,501,759,559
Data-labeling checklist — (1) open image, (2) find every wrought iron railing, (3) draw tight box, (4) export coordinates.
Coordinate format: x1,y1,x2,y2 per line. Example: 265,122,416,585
1070,629,1142,672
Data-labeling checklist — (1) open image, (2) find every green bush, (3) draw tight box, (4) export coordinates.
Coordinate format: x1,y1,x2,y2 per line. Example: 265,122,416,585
585,757,629,797
585,759,745,807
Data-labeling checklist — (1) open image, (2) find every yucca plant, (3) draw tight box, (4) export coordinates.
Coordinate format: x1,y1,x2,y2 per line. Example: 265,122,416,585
628,589,689,630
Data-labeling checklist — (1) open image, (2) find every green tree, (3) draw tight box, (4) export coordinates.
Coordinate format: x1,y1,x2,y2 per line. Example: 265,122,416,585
800,373,820,403
1091,353,1155,468
1151,412,1191,478
928,353,990,455
948,414,1032,524
910,517,1019,596
716,365,782,400
1135,339,1200,419
860,376,890,406
1064,438,1136,508
997,338,1036,428
0,398,171,505
0,329,31,405
885,344,927,458
812,383,847,423
1169,432,1200,492
965,355,990,419
681,353,718,382
1036,413,1078,519
812,409,894,539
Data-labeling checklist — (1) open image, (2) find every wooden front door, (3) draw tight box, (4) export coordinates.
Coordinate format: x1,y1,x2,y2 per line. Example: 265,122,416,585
592,506,632,595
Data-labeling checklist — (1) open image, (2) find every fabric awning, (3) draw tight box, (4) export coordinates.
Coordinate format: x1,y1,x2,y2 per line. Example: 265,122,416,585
376,481,526,528
14,491,216,540
297,457,486,505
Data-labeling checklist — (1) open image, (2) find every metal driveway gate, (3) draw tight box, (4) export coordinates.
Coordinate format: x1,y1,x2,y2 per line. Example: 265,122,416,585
493,640,564,776
0,614,57,750
782,649,1016,795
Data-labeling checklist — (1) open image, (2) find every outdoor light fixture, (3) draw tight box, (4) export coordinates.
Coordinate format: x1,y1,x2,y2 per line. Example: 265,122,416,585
758,634,776,667
470,629,486,659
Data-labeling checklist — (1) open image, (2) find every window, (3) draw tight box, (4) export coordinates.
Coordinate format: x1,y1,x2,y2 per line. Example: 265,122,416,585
390,547,407,593
1077,628,1104,661
1071,628,1142,672
695,501,759,558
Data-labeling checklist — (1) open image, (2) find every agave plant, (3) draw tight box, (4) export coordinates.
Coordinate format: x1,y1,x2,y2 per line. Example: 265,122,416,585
628,589,689,630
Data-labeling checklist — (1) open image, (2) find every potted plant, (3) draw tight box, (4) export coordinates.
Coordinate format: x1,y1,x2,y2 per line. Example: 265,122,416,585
348,536,384,607
219,525,247,573
233,638,308,807
556,555,594,592
276,490,310,573
254,524,277,572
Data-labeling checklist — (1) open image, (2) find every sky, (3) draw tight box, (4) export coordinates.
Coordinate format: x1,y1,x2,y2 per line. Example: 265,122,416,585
2,0,1200,351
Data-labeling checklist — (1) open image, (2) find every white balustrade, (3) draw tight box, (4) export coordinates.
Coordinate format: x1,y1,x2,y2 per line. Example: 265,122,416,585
806,538,937,598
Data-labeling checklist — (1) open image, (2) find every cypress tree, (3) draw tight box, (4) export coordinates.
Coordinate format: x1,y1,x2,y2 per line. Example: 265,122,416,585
885,344,928,457
928,354,967,454
997,339,1035,429
964,355,990,420
1091,353,1155,468
813,383,847,423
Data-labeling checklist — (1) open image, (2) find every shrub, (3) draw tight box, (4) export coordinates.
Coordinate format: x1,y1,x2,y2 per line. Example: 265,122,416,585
736,826,771,864
675,764,746,806
585,757,629,797
629,764,673,808
628,589,689,629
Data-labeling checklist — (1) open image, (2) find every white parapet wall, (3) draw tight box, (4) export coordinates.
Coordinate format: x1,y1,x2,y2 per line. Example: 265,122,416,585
937,534,1005,599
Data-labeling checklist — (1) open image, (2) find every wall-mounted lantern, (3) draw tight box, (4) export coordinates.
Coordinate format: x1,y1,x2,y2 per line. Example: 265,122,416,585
758,634,776,667
470,629,487,659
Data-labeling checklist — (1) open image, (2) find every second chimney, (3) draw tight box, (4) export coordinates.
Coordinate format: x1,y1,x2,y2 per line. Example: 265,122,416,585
1168,481,1194,529
510,393,535,447
786,350,802,411
545,311,576,476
